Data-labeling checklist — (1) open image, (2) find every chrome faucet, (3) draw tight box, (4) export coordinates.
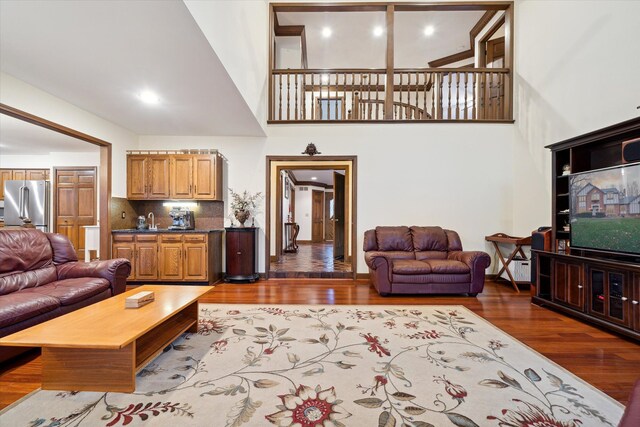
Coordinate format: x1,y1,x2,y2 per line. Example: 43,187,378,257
148,212,156,230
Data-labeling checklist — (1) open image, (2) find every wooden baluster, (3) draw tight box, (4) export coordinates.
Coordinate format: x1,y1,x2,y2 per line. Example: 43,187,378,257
301,73,306,120
488,73,493,119
367,73,372,120
351,73,358,120
422,72,427,119
311,73,315,120
480,72,485,120
342,73,346,120
375,73,379,120
463,72,468,120
278,74,282,120
414,72,419,119
472,72,477,120
455,72,460,120
400,73,405,120
286,73,290,120
294,73,298,120
446,73,452,120
431,73,436,119
499,72,504,119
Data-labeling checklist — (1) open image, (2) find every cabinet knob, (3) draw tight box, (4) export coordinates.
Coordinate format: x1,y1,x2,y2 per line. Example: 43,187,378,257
237,251,242,255
577,285,583,289
621,297,628,302
632,300,639,305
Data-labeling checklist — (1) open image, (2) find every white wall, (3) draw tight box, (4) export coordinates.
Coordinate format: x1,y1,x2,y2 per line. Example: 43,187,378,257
184,0,269,130
139,122,513,273
511,1,640,235
294,184,326,241
0,72,138,197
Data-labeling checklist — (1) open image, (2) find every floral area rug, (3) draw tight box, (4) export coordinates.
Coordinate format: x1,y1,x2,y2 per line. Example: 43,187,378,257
1,305,623,427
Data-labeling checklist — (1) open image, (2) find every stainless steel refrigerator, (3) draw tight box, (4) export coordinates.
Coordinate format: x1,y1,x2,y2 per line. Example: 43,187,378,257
3,180,50,231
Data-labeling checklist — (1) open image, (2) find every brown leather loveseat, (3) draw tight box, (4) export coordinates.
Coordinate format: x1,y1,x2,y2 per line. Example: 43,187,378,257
364,226,490,296
0,229,131,362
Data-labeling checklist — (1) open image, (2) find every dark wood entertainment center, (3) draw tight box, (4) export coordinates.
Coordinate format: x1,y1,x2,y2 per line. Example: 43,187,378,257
532,117,640,341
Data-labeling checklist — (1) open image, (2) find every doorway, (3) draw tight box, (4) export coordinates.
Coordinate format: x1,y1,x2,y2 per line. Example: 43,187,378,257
53,167,98,259
0,104,112,258
266,156,357,279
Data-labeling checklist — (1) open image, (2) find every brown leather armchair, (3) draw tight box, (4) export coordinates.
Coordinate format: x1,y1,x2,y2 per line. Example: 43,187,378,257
364,226,490,296
0,229,131,362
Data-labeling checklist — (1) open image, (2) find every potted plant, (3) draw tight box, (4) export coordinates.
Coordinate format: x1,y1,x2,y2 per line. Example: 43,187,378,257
229,189,263,227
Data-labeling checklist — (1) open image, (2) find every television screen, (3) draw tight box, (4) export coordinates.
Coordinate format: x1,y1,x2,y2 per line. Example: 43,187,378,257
569,162,640,255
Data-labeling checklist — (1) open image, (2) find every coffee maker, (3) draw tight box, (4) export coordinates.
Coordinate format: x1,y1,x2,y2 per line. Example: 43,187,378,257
168,207,195,230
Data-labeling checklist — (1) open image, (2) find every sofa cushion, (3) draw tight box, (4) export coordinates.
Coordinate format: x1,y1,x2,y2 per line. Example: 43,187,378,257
424,260,470,274
445,230,463,251
0,229,53,275
22,277,110,306
392,273,471,284
411,226,448,251
0,266,58,296
46,233,79,264
415,251,448,261
0,292,60,328
376,226,413,251
392,260,432,274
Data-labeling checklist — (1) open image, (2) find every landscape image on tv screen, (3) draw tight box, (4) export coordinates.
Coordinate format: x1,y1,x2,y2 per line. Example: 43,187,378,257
569,162,640,255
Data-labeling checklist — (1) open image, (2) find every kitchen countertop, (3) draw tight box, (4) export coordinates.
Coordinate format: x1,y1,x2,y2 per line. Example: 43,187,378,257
112,228,223,234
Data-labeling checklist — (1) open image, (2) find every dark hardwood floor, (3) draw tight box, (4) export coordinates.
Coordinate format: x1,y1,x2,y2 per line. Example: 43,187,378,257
1,279,638,410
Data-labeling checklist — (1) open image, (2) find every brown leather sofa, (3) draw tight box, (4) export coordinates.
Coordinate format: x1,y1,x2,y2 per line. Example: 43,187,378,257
0,229,131,362
364,226,490,296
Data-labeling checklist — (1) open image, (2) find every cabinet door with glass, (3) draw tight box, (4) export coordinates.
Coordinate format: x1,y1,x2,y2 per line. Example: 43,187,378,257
588,267,631,328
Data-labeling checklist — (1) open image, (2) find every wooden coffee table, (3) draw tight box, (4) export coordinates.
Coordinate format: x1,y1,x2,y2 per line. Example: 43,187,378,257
0,285,211,392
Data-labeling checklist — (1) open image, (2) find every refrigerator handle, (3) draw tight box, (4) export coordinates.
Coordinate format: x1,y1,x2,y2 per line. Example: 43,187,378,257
18,185,25,219
19,185,30,220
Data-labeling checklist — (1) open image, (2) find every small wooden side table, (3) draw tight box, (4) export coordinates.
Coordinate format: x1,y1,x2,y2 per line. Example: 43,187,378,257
284,222,300,253
485,233,532,293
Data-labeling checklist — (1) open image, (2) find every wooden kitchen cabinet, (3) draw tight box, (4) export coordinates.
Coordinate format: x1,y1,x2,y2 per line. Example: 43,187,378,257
112,231,221,283
170,155,194,199
225,227,259,283
112,234,158,281
127,155,170,200
0,169,49,200
193,154,222,200
0,170,12,200
126,152,223,201
184,234,208,280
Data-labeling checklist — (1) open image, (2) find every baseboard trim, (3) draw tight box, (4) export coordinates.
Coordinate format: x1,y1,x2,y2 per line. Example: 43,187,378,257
356,273,370,280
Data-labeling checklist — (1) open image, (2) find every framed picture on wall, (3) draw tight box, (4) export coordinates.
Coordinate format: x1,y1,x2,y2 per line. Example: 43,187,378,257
284,176,289,199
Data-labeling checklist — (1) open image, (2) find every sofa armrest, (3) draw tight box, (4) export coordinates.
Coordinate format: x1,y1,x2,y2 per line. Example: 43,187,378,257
364,252,392,295
56,259,131,296
448,251,491,294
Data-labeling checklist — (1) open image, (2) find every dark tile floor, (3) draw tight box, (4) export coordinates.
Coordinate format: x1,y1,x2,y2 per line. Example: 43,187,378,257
270,242,352,278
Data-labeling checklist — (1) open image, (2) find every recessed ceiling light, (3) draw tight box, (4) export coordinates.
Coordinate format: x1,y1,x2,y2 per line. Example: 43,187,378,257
138,90,160,105
322,27,332,38
321,74,329,84
424,25,435,37
311,176,318,180
373,26,384,37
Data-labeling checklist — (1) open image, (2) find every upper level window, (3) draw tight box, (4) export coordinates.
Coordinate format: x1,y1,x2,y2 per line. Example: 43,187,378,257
269,2,514,124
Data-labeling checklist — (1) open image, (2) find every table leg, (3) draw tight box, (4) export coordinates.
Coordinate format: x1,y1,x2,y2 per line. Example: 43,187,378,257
42,343,135,392
492,242,520,293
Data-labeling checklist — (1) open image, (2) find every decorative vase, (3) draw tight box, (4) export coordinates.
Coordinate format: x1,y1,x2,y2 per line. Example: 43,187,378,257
234,210,250,227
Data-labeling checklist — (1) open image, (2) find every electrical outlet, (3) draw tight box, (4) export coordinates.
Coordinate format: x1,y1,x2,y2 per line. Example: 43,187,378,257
121,211,126,219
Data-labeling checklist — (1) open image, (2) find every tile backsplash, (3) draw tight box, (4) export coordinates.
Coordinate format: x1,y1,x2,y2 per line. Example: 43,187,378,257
110,198,224,230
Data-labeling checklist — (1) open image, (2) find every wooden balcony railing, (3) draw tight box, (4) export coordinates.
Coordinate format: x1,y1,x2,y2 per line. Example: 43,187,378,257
269,68,511,123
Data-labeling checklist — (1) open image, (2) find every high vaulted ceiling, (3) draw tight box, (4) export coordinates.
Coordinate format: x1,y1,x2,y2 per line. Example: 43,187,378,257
0,0,264,136
276,10,485,69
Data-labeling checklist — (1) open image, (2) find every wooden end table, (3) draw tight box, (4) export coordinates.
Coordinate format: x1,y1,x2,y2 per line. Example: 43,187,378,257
0,285,211,392
485,233,532,293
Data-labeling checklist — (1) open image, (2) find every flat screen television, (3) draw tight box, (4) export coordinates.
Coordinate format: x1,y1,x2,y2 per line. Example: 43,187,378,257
569,162,640,255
